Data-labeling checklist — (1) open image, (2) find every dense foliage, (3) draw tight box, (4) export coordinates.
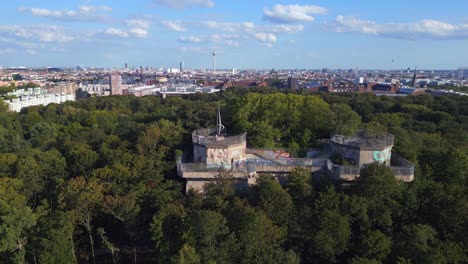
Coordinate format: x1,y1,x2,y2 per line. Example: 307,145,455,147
0,89,466,263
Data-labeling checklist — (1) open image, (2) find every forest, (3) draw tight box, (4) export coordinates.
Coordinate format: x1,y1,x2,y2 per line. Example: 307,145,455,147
0,87,466,264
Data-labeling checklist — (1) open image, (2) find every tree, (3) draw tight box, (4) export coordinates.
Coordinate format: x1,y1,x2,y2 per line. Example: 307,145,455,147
61,176,104,264
286,167,313,204
15,148,67,207
350,257,381,264
151,203,187,263
183,210,237,263
30,210,76,264
434,148,467,184
357,230,392,261
353,162,400,200
136,125,167,157
203,172,237,211
250,175,294,228
352,163,402,230
175,244,201,264
0,178,37,263
65,143,98,177
98,228,117,264
233,93,331,147
12,74,23,81
226,199,295,264
330,104,361,136
310,210,351,262
0,100,10,112
394,224,439,264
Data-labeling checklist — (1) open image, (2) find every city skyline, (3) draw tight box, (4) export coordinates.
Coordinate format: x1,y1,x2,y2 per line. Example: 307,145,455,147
1,0,468,69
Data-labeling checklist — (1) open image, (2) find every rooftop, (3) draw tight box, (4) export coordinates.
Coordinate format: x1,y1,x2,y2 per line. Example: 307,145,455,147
331,130,394,150
192,128,246,147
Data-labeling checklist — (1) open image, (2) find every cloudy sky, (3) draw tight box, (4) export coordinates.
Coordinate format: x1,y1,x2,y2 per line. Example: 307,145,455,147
1,0,468,69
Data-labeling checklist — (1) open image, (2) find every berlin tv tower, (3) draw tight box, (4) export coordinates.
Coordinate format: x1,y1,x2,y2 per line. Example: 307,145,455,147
212,49,216,74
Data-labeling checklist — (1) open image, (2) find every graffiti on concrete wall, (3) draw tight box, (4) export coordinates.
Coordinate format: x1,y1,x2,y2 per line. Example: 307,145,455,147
207,148,228,165
373,148,391,163
255,149,291,159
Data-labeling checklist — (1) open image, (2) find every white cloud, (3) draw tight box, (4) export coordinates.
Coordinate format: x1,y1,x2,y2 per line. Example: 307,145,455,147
0,48,16,55
19,5,112,22
126,19,150,29
224,39,240,47
177,34,240,46
179,46,205,54
126,19,150,38
29,8,63,18
269,24,304,34
0,36,41,55
199,20,304,47
104,28,129,38
263,4,327,23
26,49,37,55
211,34,240,46
0,25,73,56
335,16,468,40
203,21,257,33
178,36,202,43
79,6,96,13
166,18,303,48
104,27,149,38
102,19,151,39
0,25,74,43
254,32,277,46
162,20,187,32
129,28,149,38
243,22,255,32
154,0,214,9
100,6,113,12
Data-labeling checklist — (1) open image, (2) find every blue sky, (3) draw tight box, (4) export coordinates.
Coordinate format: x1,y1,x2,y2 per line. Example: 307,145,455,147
1,0,468,69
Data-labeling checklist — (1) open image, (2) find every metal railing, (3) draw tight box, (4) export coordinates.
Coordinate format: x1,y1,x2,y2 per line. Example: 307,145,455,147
391,167,415,176
331,130,394,149
327,156,415,180
179,158,324,176
390,155,415,176
327,160,360,180
179,163,256,174
192,128,246,147
246,157,325,167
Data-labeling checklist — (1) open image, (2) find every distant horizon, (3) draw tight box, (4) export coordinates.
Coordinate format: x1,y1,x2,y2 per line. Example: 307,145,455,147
1,1,468,69
0,66,464,72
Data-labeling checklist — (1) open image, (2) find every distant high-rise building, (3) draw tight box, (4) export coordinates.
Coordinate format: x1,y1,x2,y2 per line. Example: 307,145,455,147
125,63,128,69
288,77,298,90
356,76,365,84
212,50,217,73
110,75,123,95
457,67,468,79
180,61,184,72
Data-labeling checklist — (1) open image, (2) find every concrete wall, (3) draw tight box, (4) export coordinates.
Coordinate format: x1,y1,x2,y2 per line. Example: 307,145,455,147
193,144,207,163
359,147,392,165
331,142,393,166
330,143,360,165
193,143,246,166
185,178,249,193
395,175,414,182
